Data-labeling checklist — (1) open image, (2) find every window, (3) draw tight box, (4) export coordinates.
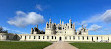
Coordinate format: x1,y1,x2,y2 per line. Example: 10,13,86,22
73,36,75,40
82,36,84,40
58,27,62,30
25,36,26,39
52,36,53,39
47,24,49,28
34,36,35,39
108,37,109,40
78,36,80,40
87,36,88,40
7,36,9,39
97,37,98,40
70,36,71,40
92,37,93,41
43,36,44,39
65,31,66,33
38,36,40,39
47,36,49,39
2,35,3,37
29,36,31,39
65,37,67,39
101,37,103,40
21,36,22,38
71,24,72,28
55,36,56,39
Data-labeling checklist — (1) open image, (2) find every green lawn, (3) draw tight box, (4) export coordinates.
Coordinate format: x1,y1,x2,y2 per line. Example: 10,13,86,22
70,42,111,49
0,41,52,49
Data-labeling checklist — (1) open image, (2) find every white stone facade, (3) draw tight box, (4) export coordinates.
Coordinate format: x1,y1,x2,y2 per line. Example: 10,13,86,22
0,19,111,42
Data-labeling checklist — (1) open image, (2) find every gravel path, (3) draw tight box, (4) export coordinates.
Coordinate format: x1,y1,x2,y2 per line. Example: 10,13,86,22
44,42,78,49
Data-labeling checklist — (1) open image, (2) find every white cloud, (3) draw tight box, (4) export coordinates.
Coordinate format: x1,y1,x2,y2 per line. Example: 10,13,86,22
101,9,111,23
81,9,111,24
2,27,27,34
88,24,102,31
7,11,45,27
36,5,43,11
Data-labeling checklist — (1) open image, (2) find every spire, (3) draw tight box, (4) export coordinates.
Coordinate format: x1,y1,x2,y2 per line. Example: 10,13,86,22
69,19,72,24
82,25,84,28
49,18,51,23
37,25,38,28
85,27,86,29
60,19,61,24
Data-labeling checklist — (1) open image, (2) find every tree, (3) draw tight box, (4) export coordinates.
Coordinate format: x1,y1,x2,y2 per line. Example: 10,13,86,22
0,27,8,33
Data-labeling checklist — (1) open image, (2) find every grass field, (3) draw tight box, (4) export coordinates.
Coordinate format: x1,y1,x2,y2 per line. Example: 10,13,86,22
70,42,111,49
0,41,52,49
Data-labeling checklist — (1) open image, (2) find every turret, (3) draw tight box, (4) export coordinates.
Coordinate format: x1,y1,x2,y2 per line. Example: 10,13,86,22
46,22,49,28
49,19,52,28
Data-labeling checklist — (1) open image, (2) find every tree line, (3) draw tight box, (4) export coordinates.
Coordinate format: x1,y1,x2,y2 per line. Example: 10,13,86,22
0,27,8,33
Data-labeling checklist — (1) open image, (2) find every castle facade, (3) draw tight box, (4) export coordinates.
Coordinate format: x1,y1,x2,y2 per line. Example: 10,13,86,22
0,19,111,42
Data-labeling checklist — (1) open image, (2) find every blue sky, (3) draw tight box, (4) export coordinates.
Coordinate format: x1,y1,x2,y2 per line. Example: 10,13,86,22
0,0,111,35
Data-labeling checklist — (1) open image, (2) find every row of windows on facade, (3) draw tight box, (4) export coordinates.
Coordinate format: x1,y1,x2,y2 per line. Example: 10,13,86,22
20,36,109,40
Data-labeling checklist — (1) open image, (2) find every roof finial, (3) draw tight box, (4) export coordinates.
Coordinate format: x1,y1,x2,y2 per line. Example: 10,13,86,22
60,19,61,24
82,25,83,28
